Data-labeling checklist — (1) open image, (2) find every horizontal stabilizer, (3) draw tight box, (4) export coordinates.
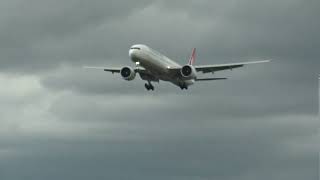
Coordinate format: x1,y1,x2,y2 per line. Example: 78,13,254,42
195,78,227,81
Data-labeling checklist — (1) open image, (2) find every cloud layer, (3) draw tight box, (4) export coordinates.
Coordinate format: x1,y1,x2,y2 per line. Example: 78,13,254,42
0,0,318,180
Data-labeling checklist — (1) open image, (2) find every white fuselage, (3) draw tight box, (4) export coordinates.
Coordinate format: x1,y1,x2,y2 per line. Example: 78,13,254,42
129,44,195,87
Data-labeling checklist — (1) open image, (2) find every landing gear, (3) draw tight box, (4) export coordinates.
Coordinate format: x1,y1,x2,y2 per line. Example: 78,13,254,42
145,82,154,91
180,84,188,90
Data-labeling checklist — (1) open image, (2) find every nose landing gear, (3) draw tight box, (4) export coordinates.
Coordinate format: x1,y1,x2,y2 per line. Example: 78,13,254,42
144,82,154,91
179,83,188,90
180,86,188,90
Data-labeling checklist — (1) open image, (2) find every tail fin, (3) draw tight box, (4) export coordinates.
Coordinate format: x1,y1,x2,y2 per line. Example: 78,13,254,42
188,48,196,65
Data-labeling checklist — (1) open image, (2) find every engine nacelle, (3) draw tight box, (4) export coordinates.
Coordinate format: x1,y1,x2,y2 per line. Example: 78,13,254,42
120,66,136,81
180,65,197,79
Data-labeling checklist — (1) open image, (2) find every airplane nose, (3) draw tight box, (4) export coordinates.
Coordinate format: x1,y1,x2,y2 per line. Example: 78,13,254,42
129,49,138,58
129,49,134,57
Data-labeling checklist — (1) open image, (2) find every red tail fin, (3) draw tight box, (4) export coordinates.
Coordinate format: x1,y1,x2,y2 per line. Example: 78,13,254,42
188,48,196,65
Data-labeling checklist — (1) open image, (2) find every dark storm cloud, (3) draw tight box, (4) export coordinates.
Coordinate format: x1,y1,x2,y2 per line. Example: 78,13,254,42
36,0,318,117
40,60,317,117
0,115,317,180
0,0,152,72
0,0,318,73
0,0,318,180
159,0,320,59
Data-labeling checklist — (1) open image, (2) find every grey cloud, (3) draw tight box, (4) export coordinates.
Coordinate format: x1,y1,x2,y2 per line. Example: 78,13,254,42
159,0,320,59
0,0,152,72
0,0,318,73
0,115,317,180
40,60,317,117
0,0,318,180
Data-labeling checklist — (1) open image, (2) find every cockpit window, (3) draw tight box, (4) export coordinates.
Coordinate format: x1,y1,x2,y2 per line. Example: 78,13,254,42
130,47,141,50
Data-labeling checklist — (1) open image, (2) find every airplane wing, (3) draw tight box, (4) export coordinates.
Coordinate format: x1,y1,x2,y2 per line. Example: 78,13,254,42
194,60,271,74
84,66,158,82
83,66,121,73
83,66,149,74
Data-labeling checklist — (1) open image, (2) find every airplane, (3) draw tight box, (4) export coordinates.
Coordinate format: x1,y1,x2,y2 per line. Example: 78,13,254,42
84,44,270,91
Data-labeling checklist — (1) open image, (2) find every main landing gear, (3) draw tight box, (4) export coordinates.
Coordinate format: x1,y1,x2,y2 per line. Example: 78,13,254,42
145,82,154,91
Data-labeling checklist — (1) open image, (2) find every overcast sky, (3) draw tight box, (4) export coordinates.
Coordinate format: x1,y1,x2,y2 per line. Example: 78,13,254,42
0,0,319,179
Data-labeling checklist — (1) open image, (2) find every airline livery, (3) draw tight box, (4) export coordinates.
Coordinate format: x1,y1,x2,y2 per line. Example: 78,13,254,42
85,44,270,91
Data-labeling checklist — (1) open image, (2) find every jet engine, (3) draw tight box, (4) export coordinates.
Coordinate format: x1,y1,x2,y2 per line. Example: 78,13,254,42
121,66,136,81
180,65,197,79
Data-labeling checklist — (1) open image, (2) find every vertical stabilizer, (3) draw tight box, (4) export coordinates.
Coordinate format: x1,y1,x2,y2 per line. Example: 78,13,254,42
188,48,196,65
